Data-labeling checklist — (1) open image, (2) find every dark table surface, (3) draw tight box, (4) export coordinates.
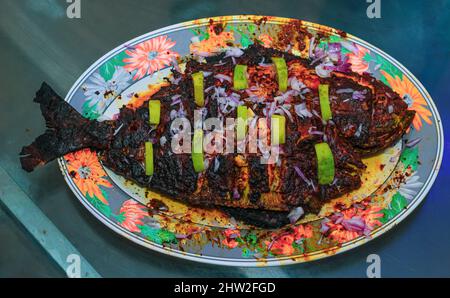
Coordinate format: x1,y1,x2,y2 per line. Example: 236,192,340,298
0,0,449,277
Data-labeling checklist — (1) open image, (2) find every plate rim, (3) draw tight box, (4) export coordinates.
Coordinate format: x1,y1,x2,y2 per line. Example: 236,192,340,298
57,15,444,267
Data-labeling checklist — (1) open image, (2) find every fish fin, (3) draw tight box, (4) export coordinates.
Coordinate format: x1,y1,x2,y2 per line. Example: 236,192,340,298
20,82,114,172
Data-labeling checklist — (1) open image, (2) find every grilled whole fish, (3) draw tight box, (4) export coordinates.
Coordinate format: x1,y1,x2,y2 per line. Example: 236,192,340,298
20,44,415,226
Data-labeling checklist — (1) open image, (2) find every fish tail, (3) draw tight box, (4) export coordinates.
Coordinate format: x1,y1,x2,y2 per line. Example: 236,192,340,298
20,82,114,172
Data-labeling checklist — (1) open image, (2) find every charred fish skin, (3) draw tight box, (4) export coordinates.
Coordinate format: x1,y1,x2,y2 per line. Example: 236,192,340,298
20,82,115,172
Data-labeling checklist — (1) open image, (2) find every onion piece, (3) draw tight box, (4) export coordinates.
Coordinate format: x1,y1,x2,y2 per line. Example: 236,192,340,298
406,137,422,148
214,74,232,83
287,207,304,224
295,103,313,118
293,166,310,185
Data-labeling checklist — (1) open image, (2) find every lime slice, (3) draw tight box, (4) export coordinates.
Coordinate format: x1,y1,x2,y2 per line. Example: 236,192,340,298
272,57,288,92
318,84,332,121
236,105,248,141
314,142,335,185
192,72,204,106
148,100,161,125
192,129,204,172
145,141,154,176
233,64,248,90
271,114,286,145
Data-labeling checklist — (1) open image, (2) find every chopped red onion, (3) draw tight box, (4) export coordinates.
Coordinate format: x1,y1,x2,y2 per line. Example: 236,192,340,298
293,166,309,185
213,157,220,172
214,74,232,83
320,218,330,234
406,137,422,148
280,106,294,122
342,217,366,233
387,105,394,114
205,85,214,93
159,136,167,146
175,234,188,239
308,36,315,59
171,57,181,73
232,188,240,199
113,123,124,136
315,62,334,78
287,207,304,224
224,47,244,58
336,88,354,94
295,103,313,118
308,127,324,135
171,99,181,106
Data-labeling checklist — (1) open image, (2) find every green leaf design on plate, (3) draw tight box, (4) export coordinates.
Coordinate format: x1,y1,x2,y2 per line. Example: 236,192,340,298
228,25,253,48
240,34,253,48
245,233,258,246
114,211,126,224
292,241,305,254
364,52,403,83
138,225,178,245
82,99,102,120
190,28,209,41
380,192,408,224
400,146,419,171
99,51,128,81
86,193,111,217
241,247,252,258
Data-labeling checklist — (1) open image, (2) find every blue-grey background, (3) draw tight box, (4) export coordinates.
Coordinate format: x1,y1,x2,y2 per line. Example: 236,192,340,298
0,0,449,277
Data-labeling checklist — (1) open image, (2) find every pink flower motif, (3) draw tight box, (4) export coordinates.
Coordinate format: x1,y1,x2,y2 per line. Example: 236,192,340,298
118,199,148,233
347,44,369,74
123,35,179,80
222,228,241,248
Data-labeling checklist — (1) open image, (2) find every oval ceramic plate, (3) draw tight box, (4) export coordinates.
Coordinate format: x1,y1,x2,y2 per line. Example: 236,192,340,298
57,15,443,266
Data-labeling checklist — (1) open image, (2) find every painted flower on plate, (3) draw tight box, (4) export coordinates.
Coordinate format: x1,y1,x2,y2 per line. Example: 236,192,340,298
382,70,432,131
398,172,424,200
268,234,296,256
124,35,179,80
346,44,369,74
65,148,112,205
265,224,313,256
82,66,131,111
118,199,148,233
222,228,240,248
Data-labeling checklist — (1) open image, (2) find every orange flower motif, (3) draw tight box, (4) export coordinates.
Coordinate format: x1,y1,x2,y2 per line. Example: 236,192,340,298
267,235,296,256
258,33,273,48
118,199,148,233
361,206,384,230
224,228,240,238
328,229,360,243
222,228,241,249
381,70,432,131
124,35,179,80
264,225,312,256
293,224,313,240
65,149,112,205
347,44,369,74
222,238,239,249
190,26,234,56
